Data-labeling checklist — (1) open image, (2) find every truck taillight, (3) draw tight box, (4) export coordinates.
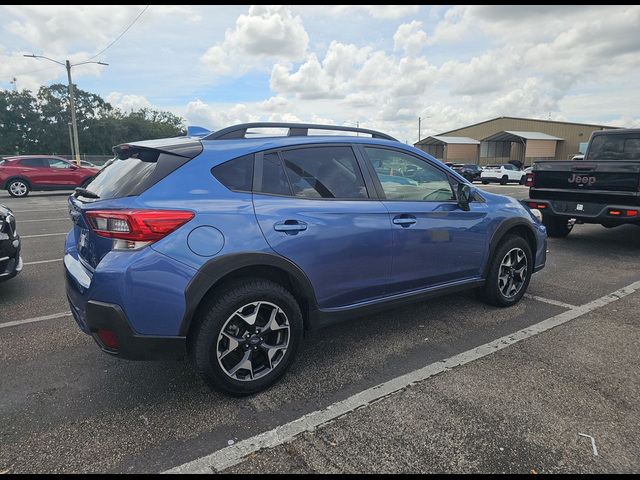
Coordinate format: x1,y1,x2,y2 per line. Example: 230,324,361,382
86,210,194,242
525,173,535,187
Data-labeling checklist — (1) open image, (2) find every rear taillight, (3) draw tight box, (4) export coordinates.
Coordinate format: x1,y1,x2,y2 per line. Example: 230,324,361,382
525,173,535,187
85,210,194,242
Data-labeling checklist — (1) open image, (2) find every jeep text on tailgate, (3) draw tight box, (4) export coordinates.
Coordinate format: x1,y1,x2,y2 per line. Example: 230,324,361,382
523,128,640,237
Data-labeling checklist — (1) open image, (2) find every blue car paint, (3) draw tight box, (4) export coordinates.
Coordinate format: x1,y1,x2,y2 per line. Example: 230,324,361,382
64,133,547,344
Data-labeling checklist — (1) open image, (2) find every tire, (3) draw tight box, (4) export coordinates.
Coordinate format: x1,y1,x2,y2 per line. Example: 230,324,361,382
477,234,533,307
7,179,30,198
519,176,527,185
187,278,304,397
482,181,490,185
500,176,509,185
543,214,574,238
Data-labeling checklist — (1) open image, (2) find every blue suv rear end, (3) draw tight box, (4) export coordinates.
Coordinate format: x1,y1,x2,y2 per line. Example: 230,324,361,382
65,123,547,396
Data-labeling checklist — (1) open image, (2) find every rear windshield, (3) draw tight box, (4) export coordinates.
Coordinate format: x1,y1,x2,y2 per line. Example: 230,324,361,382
587,134,640,161
84,155,157,200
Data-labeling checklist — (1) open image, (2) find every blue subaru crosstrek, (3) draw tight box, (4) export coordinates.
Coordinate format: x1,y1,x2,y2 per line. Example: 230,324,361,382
65,123,547,396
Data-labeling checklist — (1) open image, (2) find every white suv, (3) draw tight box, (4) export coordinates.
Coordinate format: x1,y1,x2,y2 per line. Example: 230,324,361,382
481,164,526,185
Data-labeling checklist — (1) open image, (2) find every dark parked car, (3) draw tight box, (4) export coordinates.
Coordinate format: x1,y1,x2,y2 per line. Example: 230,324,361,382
0,155,99,198
452,164,483,182
0,204,22,283
65,122,547,396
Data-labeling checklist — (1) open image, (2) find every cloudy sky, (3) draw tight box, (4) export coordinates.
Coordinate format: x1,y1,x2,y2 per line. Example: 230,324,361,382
1,5,639,144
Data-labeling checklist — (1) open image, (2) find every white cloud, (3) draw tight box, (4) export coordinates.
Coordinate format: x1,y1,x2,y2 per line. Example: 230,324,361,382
258,95,291,112
200,5,309,75
331,5,420,20
393,21,428,57
106,92,152,112
184,100,260,131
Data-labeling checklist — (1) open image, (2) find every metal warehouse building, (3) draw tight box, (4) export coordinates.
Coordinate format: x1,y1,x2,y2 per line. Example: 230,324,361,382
414,116,619,166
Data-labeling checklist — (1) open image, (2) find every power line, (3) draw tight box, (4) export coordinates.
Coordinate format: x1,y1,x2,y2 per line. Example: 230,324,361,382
0,65,58,81
83,5,150,62
1,5,149,84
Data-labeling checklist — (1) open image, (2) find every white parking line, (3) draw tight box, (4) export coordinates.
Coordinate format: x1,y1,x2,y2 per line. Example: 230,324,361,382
19,218,70,223
524,294,577,310
163,280,640,474
0,312,72,329
21,233,68,239
24,259,63,266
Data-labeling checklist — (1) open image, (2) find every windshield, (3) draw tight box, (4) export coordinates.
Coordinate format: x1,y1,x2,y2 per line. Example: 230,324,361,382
587,134,640,161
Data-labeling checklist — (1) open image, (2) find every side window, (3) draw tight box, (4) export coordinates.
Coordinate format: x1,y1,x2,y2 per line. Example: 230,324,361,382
280,146,368,199
18,158,46,168
47,158,72,169
211,154,253,192
260,152,292,196
365,147,455,202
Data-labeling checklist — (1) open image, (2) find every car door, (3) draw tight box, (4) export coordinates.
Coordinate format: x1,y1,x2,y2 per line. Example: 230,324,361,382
45,158,79,185
360,145,489,295
252,145,393,309
16,158,49,185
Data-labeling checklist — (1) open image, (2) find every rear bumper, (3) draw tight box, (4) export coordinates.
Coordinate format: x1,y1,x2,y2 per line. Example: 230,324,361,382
523,198,640,225
84,301,186,361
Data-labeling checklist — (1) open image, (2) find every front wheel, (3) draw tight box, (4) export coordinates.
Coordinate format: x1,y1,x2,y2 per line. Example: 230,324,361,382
482,181,490,185
543,215,574,238
188,278,303,397
8,179,30,198
519,176,527,185
477,234,533,307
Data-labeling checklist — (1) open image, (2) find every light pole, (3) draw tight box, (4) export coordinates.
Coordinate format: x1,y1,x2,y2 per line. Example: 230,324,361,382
24,54,108,165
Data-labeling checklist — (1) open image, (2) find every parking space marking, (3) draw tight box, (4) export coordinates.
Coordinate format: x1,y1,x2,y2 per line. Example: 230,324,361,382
21,233,68,239
19,218,70,223
524,294,577,310
0,312,72,330
163,279,640,474
24,259,63,266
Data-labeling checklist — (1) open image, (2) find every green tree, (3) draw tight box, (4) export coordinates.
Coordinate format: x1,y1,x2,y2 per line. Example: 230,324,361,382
0,84,186,155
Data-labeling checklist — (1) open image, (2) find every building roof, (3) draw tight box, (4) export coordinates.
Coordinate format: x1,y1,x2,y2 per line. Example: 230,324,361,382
481,131,564,142
419,135,480,145
436,116,619,136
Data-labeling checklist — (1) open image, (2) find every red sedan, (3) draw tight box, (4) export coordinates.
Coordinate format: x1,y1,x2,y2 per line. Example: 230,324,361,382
0,155,100,198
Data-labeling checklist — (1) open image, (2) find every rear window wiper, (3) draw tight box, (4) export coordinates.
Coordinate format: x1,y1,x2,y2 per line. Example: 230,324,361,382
75,187,100,199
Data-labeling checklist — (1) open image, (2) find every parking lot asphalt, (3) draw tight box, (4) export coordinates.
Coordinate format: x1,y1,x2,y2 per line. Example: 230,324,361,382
1,185,639,474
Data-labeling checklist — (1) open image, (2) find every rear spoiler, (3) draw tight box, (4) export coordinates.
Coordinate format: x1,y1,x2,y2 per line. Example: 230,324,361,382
113,137,203,160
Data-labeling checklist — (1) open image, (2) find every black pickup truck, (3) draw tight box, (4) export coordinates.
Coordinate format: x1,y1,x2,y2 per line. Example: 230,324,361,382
523,128,640,237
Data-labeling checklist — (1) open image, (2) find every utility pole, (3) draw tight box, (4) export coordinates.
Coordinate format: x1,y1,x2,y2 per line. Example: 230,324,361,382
9,77,17,91
68,122,75,160
24,54,108,165
418,117,421,142
65,60,81,165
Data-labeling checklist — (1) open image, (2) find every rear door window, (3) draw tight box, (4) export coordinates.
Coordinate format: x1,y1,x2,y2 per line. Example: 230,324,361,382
280,146,368,199
260,153,292,196
18,158,47,168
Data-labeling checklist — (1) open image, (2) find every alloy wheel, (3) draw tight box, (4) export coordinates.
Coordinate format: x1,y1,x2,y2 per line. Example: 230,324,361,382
498,247,528,298
216,301,290,382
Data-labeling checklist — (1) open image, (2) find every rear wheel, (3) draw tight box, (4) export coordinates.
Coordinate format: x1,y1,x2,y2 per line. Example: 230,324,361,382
482,181,490,185
543,214,574,238
500,176,509,185
7,179,30,198
478,234,533,307
188,278,303,397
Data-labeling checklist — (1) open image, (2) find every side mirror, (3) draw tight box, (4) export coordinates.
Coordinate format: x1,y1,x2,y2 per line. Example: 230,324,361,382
70,164,79,169
457,183,476,211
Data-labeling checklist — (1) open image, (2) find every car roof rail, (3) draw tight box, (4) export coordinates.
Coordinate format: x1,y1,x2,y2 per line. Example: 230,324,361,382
201,122,399,142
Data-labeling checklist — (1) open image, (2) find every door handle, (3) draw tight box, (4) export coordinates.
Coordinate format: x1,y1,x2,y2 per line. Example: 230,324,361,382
274,221,308,232
51,170,58,173
393,215,417,226
22,169,31,172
